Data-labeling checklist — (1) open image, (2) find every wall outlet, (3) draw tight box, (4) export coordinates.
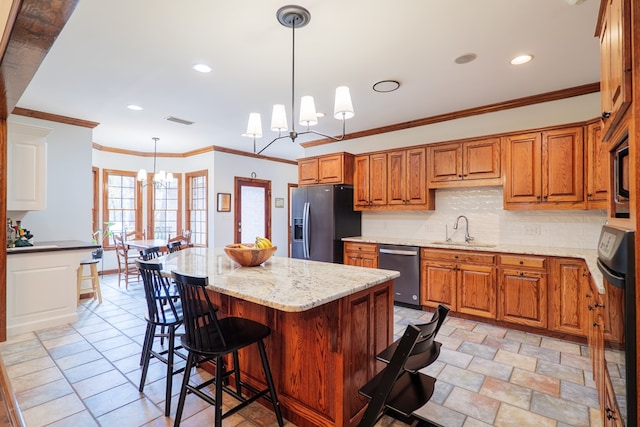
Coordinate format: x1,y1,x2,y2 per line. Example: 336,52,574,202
524,224,541,235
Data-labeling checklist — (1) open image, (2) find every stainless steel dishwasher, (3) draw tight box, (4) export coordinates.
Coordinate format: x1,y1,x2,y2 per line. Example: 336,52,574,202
378,244,420,308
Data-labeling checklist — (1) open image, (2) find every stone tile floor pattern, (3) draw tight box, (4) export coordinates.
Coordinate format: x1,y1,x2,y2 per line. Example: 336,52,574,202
0,273,621,426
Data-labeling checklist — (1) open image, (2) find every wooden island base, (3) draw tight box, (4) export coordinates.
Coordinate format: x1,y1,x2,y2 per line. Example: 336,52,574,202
207,279,394,427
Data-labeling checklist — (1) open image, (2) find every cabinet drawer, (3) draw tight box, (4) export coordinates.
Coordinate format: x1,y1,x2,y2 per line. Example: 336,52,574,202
344,242,378,254
421,248,495,264
499,254,546,269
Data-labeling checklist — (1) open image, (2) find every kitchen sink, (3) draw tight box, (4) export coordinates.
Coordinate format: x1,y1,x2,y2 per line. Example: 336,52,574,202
429,241,497,248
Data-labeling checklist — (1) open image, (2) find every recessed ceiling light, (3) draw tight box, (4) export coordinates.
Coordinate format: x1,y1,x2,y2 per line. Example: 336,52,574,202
454,53,477,64
127,104,143,111
193,63,212,73
372,80,400,93
510,54,534,65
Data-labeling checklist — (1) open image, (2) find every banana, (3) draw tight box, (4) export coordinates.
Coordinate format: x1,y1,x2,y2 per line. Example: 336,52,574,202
255,236,272,248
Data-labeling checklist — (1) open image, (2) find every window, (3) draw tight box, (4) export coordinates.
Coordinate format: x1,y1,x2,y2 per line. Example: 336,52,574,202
92,167,99,238
186,170,208,246
103,169,141,246
147,174,182,240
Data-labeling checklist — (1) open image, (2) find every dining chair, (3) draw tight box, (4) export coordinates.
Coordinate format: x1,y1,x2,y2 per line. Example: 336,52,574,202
167,241,182,253
140,246,161,261
171,271,284,427
375,304,449,372
167,230,192,248
113,234,139,289
137,260,186,416
358,324,438,427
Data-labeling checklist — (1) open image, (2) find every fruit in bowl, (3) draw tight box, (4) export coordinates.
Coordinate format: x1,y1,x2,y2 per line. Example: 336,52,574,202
225,237,277,267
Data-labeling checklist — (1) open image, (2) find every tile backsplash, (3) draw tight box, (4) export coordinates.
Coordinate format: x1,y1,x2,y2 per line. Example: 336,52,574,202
361,187,607,250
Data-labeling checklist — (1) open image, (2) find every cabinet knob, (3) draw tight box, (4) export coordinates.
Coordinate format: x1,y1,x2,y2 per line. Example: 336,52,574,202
601,111,611,119
543,195,548,200
519,260,524,265
588,305,594,311
593,321,600,327
519,272,524,276
536,196,541,200
458,175,462,178
454,255,459,259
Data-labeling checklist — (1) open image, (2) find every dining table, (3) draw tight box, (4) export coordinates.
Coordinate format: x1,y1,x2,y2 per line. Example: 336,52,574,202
124,238,169,252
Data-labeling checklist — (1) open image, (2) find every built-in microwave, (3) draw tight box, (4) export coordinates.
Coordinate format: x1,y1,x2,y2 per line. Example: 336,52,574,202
613,136,630,218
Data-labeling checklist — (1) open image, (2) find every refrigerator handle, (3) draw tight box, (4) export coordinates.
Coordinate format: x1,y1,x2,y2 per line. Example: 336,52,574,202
303,202,310,259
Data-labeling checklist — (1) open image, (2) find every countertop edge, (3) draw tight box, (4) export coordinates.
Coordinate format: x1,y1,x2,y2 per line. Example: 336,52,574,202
6,240,100,255
343,236,604,294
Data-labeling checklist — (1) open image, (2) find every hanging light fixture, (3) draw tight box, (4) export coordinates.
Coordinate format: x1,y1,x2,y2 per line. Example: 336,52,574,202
137,137,173,188
242,5,354,155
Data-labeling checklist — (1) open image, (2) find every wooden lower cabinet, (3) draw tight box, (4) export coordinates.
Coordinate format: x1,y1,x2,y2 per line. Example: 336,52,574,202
420,249,496,319
548,258,589,336
344,242,379,268
497,254,547,328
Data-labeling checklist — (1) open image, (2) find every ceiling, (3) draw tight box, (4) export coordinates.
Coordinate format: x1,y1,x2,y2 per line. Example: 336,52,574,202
15,0,601,161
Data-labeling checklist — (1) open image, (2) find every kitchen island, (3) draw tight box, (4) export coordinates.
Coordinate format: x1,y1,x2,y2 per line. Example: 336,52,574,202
160,248,399,427
6,240,100,337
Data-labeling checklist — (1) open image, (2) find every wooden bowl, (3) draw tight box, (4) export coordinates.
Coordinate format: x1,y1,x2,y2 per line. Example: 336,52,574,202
224,244,277,267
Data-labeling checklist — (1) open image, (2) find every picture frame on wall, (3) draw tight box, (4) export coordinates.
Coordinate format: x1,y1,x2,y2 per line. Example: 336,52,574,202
217,193,231,212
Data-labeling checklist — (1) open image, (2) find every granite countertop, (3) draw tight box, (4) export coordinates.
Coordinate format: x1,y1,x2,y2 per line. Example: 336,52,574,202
343,236,604,293
6,240,100,255
158,247,400,312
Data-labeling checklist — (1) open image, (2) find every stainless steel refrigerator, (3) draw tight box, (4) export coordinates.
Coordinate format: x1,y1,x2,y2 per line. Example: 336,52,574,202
291,185,361,263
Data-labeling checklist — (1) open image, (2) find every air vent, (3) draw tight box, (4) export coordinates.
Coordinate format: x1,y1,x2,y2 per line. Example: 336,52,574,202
165,116,194,125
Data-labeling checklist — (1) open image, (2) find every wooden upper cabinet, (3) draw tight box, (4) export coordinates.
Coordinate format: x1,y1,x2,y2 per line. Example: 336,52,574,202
503,127,585,210
355,149,432,211
586,121,608,208
428,138,501,188
354,153,387,209
297,152,354,186
387,148,427,206
599,0,631,142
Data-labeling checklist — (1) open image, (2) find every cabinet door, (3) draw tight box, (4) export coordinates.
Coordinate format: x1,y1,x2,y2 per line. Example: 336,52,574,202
387,150,406,205
361,253,379,269
428,142,462,183
498,268,547,328
405,148,427,205
7,124,49,211
317,154,343,184
548,258,588,337
421,261,456,309
586,122,608,208
603,279,624,344
369,153,387,206
600,0,631,142
463,138,501,181
457,264,496,319
353,155,370,208
542,127,584,204
503,133,542,204
298,158,319,185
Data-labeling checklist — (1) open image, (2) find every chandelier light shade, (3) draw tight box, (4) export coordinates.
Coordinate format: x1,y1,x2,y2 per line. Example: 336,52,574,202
243,5,354,155
137,137,173,188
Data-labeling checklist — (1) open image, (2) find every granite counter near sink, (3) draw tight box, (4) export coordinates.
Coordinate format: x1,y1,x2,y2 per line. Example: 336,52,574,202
343,235,603,293
6,240,99,254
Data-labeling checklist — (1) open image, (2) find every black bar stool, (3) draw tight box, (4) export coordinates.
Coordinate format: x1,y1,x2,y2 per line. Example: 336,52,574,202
137,260,186,417
171,271,284,427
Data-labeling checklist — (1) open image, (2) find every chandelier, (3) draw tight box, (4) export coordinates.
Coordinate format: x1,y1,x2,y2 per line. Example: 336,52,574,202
137,137,173,188
243,5,354,155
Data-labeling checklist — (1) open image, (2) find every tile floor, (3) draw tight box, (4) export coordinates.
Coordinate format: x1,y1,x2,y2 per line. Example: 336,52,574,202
0,273,618,426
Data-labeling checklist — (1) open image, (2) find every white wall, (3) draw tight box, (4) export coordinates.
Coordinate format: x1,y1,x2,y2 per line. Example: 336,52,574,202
7,115,93,242
302,92,605,251
92,148,298,263
211,151,297,253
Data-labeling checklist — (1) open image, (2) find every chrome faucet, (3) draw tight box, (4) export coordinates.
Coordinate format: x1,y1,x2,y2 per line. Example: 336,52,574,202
453,215,474,243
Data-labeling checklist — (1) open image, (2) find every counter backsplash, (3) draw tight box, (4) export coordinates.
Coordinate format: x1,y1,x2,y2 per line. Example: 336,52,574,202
360,187,607,250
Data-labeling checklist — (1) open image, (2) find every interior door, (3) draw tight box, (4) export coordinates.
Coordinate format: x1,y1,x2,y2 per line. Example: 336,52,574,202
234,177,271,244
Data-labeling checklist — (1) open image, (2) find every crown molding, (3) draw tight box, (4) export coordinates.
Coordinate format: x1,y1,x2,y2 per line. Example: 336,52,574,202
12,107,99,128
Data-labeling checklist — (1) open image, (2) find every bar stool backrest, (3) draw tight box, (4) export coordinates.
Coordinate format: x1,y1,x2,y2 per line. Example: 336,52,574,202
172,271,226,350
137,260,180,324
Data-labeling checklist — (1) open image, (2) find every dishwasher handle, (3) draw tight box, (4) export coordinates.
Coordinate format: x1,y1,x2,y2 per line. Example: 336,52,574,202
379,248,419,256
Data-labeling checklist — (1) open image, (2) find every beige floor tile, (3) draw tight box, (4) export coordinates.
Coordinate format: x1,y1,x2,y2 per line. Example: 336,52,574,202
479,376,532,409
494,403,556,427
21,393,85,427
510,367,560,397
443,387,500,424
493,348,537,372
